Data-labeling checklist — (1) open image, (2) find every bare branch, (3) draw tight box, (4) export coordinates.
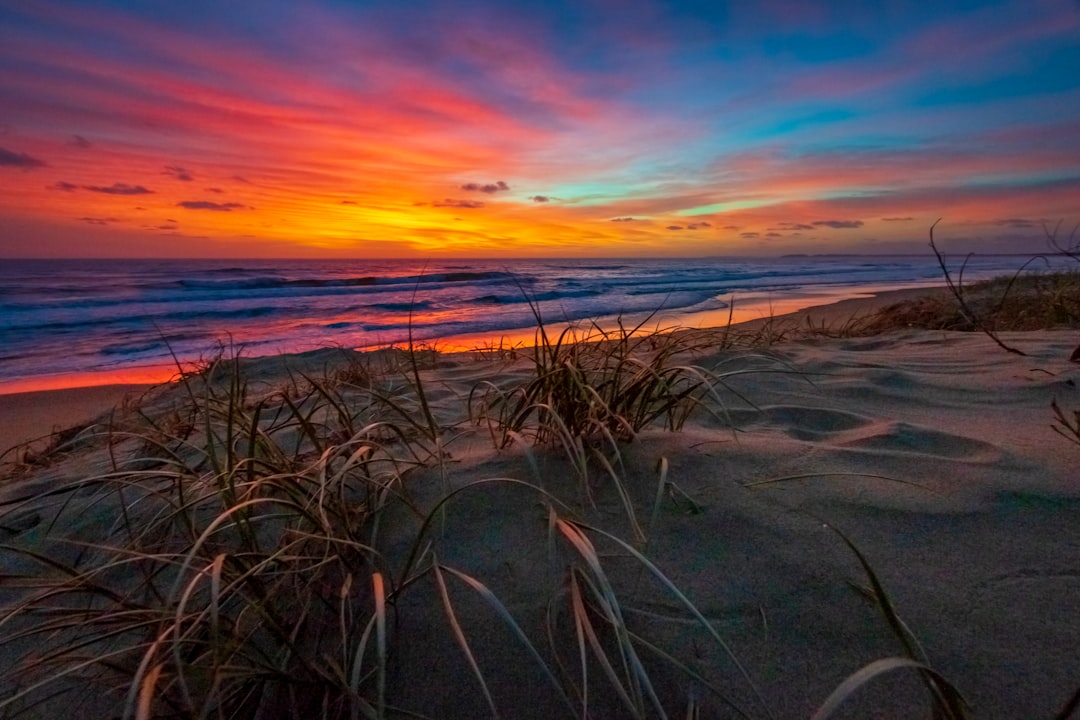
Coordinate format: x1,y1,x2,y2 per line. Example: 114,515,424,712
928,219,1027,356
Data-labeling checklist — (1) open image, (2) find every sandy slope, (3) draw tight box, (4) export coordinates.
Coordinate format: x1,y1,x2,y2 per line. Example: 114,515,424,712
370,328,1080,719
1,300,1078,718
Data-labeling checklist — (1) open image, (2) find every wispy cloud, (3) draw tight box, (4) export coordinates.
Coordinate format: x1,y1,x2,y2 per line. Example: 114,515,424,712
812,219,864,229
992,217,1037,228
163,165,194,181
0,147,47,168
71,135,92,149
433,199,485,209
461,181,509,193
84,183,153,195
177,200,247,211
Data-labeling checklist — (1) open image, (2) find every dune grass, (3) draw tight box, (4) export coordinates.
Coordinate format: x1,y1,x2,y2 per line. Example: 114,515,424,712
854,269,1080,337
1,323,770,718
0,356,424,719
1,285,1075,718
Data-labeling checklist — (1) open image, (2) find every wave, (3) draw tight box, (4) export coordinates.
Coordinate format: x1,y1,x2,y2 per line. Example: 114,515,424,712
100,341,168,357
1,305,285,335
368,301,435,312
549,263,629,271
173,270,522,292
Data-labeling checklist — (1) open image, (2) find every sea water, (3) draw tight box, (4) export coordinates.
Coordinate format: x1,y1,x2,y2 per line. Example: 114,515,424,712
0,254,1050,391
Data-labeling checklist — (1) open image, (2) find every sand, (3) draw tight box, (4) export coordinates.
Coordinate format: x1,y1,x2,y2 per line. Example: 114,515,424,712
0,384,152,456
1,286,1078,718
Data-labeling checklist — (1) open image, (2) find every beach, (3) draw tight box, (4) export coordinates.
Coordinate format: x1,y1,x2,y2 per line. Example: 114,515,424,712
0,384,152,454
5,0,1080,714
1,285,1078,718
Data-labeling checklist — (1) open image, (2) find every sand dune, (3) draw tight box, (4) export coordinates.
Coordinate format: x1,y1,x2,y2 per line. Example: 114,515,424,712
1,297,1078,718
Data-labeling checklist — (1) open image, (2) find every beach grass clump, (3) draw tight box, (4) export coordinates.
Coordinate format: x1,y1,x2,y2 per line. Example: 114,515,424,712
465,312,737,526
963,270,1080,329
861,270,1080,336
468,313,723,451
0,356,427,719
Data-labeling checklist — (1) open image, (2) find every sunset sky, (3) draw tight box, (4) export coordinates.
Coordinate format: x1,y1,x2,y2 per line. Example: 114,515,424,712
1,0,1079,258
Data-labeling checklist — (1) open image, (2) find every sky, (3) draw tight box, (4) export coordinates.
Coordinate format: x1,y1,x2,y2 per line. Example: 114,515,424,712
0,0,1079,258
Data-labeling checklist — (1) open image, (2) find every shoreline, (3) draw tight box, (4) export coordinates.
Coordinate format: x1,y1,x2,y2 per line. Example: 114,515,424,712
0,282,945,453
0,284,948,453
0,282,947,398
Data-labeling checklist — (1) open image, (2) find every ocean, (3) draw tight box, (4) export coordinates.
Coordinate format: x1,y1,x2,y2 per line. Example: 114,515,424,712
0,254,1048,392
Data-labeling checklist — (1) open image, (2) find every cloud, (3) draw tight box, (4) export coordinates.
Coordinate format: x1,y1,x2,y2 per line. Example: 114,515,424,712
0,147,47,168
461,180,509,193
84,183,153,195
530,195,550,203
667,225,683,230
232,175,251,184
433,198,485,208
812,219,864,229
49,181,79,192
881,216,914,222
205,187,224,194
993,218,1037,228
156,224,178,230
610,216,637,222
686,221,712,230
740,231,760,238
177,200,247,211
777,222,814,230
722,225,740,230
79,216,117,225
71,135,92,149
340,200,357,205
765,232,783,237
163,165,194,181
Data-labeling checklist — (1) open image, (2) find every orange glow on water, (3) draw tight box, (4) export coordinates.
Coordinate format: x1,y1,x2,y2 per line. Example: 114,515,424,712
0,366,177,396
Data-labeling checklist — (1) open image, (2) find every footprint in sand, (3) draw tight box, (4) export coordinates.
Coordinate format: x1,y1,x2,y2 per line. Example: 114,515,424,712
766,405,874,442
838,421,1000,461
722,405,874,441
